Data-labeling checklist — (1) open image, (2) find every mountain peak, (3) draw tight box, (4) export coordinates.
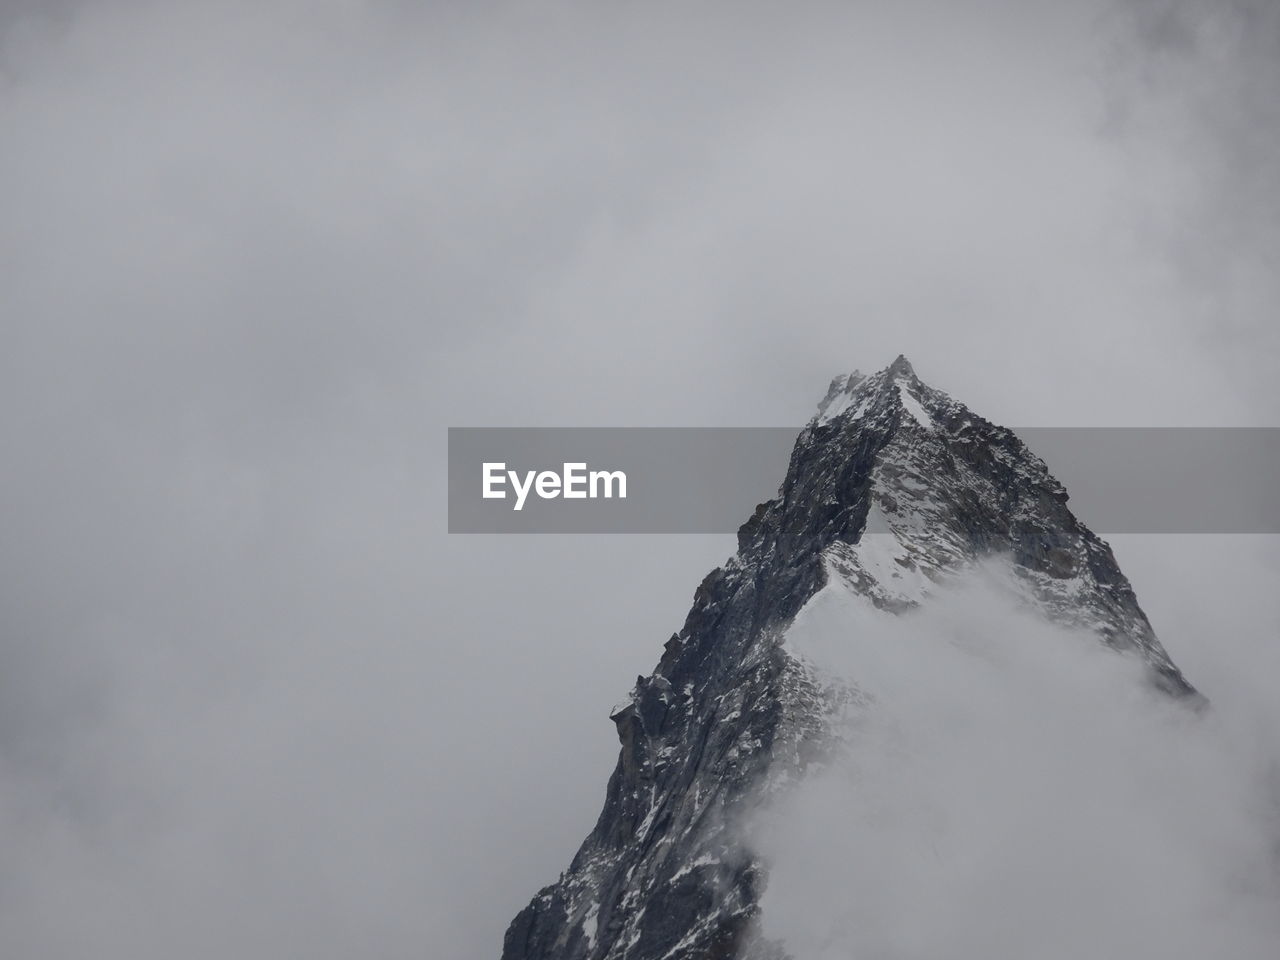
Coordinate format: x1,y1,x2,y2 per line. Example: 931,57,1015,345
815,355,929,424
886,353,916,378
503,364,1198,960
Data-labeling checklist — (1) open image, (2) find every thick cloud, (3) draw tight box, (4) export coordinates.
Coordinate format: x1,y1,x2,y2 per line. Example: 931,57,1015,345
1,1,1277,957
759,560,1280,958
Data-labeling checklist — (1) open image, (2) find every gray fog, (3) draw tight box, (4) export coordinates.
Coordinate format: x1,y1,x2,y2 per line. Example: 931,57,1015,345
2,1,1278,957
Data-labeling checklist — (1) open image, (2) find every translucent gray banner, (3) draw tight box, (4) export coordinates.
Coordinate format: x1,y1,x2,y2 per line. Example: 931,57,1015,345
447,428,1280,534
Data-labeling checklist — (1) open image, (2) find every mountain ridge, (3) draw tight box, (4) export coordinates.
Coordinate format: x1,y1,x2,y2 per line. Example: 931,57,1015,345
500,357,1198,960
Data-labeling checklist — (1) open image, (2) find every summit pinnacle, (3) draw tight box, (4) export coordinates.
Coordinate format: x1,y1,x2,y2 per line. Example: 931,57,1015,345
501,359,1197,960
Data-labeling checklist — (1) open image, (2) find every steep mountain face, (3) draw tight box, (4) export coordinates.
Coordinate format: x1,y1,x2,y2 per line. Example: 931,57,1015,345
500,357,1198,960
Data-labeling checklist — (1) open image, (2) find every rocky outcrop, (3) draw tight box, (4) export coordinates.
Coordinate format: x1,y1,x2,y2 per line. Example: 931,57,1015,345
500,356,1197,960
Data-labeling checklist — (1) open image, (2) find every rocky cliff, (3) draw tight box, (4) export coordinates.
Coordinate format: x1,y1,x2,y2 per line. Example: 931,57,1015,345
500,356,1197,960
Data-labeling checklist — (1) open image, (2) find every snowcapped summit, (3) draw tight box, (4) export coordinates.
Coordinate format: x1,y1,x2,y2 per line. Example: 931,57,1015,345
502,360,1198,960
814,355,932,426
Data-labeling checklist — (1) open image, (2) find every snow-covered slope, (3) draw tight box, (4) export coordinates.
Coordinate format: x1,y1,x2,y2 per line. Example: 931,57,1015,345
500,357,1198,960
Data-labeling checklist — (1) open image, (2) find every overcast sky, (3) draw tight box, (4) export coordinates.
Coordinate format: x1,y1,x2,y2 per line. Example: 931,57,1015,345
2,1,1279,958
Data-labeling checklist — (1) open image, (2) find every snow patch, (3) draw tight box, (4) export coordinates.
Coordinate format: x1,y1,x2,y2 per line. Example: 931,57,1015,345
818,387,874,424
669,852,718,883
896,381,935,429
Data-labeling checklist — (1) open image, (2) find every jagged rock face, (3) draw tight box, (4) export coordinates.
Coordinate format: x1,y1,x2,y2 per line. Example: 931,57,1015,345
500,357,1197,960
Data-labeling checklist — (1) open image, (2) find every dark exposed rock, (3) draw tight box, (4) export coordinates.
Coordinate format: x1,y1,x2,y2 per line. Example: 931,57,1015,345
499,358,1198,960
